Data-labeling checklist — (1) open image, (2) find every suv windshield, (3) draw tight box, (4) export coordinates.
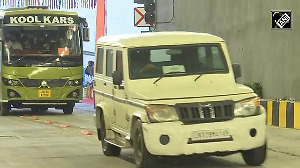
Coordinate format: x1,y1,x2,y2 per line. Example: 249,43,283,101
3,25,82,67
128,44,229,79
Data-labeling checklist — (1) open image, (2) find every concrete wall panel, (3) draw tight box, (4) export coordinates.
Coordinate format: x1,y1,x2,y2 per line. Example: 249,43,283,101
156,0,300,100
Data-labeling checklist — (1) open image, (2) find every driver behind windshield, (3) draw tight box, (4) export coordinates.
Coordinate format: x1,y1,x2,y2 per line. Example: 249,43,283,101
6,32,23,50
31,35,50,50
130,50,162,79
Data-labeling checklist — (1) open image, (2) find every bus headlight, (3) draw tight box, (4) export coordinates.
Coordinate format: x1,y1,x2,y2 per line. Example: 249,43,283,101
234,98,261,117
2,78,22,86
145,105,179,122
67,79,82,86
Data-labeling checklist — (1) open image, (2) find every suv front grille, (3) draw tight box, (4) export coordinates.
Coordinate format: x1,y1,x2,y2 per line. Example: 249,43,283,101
175,101,234,124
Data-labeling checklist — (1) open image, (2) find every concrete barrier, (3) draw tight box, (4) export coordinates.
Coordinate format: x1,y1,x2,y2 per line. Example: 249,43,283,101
260,100,300,129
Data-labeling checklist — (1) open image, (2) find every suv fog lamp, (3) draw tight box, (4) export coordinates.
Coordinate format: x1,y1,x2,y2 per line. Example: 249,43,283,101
159,135,170,145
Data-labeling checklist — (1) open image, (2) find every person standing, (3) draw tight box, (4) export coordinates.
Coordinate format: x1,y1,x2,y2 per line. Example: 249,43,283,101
85,61,94,98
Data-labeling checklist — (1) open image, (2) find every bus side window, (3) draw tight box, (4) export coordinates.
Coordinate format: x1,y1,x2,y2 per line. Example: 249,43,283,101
96,47,104,74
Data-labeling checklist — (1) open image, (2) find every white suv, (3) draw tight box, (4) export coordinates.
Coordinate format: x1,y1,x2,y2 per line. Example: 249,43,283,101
94,32,266,168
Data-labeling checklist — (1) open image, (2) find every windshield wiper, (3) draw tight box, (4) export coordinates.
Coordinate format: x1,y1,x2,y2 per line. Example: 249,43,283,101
12,56,26,65
37,57,59,66
153,72,187,84
194,74,203,82
194,70,226,82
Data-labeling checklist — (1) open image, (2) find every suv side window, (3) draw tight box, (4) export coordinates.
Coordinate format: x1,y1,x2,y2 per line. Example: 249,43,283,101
96,47,104,74
106,49,113,77
116,50,124,80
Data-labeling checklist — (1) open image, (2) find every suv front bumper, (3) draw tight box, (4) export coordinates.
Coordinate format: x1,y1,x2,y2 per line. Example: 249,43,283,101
142,106,266,156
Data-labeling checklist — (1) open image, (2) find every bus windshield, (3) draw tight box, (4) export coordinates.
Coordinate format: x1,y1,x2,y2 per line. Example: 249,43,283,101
2,25,82,67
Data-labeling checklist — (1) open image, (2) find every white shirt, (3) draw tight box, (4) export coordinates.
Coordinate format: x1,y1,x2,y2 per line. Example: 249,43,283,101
6,40,23,50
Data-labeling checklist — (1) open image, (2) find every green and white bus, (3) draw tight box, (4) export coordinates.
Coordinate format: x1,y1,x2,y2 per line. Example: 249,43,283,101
0,6,89,116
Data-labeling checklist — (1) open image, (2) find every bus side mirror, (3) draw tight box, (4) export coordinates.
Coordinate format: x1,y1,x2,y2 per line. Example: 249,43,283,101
232,64,242,79
113,71,122,86
83,27,90,42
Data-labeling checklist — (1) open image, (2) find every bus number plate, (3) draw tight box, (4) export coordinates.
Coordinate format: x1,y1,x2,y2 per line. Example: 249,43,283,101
38,90,51,97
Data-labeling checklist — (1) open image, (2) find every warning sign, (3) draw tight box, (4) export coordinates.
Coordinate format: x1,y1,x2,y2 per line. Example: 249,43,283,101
134,7,153,27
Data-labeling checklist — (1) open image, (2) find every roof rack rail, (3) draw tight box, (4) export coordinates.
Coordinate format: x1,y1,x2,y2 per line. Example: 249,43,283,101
25,6,49,10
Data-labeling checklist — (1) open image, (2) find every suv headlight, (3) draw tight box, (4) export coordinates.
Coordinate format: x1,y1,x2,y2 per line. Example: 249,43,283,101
234,98,261,117
2,78,22,86
145,105,179,122
66,79,82,86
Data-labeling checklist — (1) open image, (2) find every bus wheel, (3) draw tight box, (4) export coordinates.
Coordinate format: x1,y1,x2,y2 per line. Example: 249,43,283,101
63,103,75,115
0,103,10,116
133,120,156,168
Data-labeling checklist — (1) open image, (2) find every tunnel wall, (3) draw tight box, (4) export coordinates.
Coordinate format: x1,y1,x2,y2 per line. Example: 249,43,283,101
156,0,300,100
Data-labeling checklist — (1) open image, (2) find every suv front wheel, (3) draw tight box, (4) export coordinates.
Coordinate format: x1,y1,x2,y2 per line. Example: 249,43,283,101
133,120,156,168
242,142,267,166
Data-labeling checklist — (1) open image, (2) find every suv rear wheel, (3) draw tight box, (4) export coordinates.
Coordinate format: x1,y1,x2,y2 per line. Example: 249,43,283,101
100,114,121,156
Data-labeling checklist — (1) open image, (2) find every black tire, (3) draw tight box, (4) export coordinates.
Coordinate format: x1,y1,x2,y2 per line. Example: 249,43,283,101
242,142,267,166
0,103,10,116
133,120,156,168
100,114,121,156
63,103,74,114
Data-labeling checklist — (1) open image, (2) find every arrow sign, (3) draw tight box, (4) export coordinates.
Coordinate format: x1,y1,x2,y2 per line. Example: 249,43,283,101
134,7,153,27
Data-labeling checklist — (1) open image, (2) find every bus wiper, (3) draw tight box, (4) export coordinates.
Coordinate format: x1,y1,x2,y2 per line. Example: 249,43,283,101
153,72,186,84
12,56,26,64
38,57,59,66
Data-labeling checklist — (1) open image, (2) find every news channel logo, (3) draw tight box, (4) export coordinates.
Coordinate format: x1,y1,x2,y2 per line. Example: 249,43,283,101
271,11,292,29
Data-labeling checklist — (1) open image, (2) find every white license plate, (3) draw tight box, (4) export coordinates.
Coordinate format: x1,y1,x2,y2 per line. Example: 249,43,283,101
191,129,230,141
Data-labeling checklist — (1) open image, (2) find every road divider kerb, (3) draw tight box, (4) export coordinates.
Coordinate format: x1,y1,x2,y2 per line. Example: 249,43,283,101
44,120,54,124
19,116,95,135
59,124,71,128
80,130,93,135
32,116,39,120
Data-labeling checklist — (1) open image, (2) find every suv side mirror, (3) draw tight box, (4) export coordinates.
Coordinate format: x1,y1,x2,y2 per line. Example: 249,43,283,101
232,64,242,79
113,71,122,86
83,27,90,42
